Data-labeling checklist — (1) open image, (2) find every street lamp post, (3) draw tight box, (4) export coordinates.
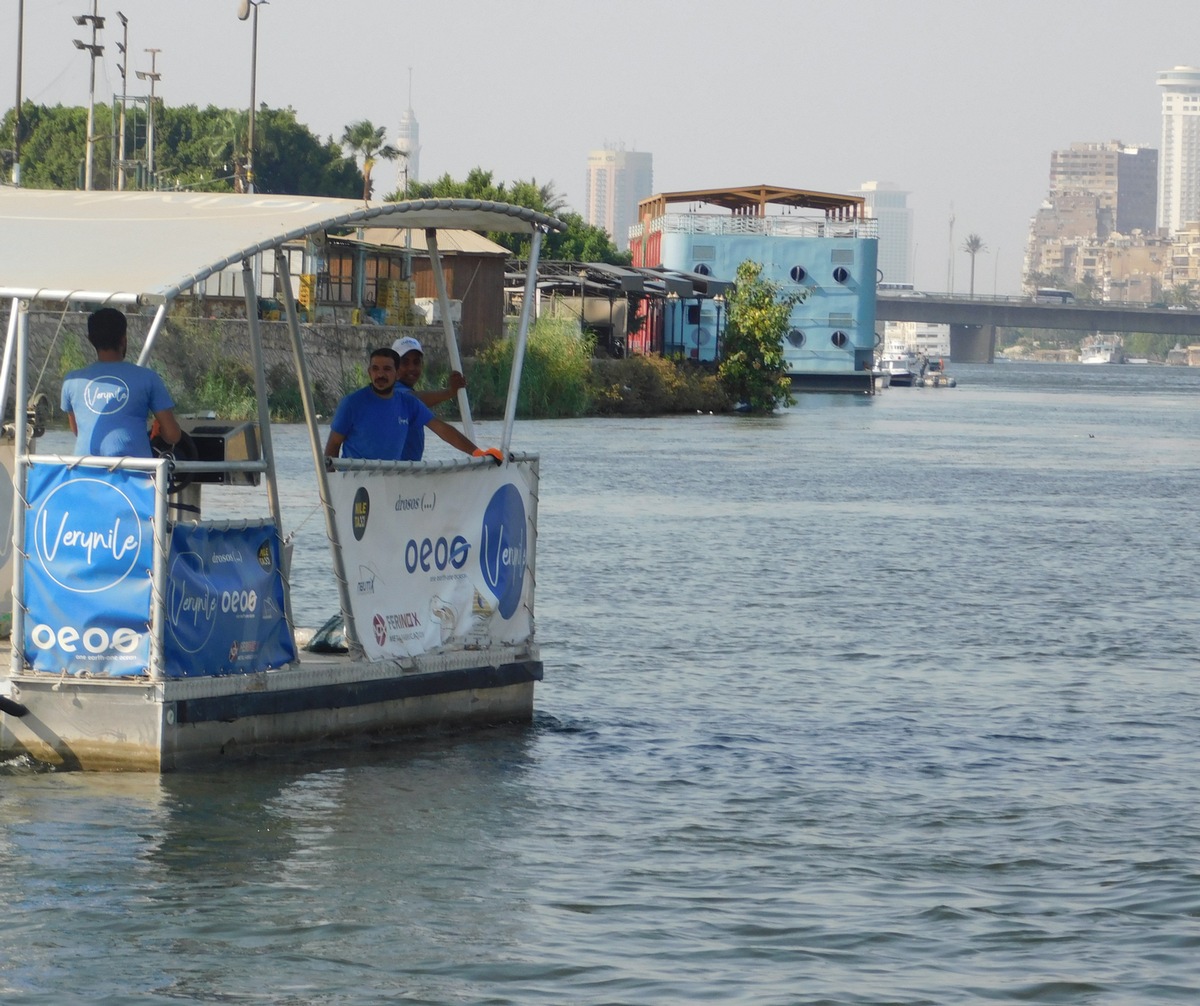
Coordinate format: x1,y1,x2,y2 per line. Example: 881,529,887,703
135,48,161,185
237,0,268,195
72,1,105,191
12,0,24,185
115,11,128,190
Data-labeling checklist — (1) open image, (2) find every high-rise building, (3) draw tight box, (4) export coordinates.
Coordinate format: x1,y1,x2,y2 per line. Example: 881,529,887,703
396,107,420,187
1157,66,1200,235
585,147,653,251
1050,141,1156,236
855,181,912,286
396,71,421,187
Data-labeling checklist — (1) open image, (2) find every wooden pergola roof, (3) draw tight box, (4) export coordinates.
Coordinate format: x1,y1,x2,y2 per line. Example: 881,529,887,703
638,183,866,221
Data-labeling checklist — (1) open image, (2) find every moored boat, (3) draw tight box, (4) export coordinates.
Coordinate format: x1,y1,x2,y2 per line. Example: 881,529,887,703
0,190,564,771
1080,335,1123,364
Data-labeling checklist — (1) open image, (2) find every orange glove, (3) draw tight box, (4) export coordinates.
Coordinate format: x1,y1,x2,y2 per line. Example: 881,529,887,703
472,447,504,466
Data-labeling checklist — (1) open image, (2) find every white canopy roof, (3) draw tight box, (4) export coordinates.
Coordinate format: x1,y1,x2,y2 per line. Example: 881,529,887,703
0,189,563,305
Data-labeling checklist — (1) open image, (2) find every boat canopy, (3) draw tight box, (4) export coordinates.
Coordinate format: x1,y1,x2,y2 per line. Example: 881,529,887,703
0,189,563,306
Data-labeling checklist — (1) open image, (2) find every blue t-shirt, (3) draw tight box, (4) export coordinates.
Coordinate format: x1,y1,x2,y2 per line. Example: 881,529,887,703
330,385,435,460
398,386,426,461
60,360,175,458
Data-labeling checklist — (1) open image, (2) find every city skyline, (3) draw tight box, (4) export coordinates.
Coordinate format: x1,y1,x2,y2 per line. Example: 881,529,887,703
3,0,1199,293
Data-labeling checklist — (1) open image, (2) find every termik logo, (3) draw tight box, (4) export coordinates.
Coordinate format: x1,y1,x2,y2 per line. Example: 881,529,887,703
32,477,143,593
83,376,131,414
479,484,527,619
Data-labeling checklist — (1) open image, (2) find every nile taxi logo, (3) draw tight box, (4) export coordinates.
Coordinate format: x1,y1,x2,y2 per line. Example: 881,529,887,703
33,477,143,593
352,486,370,541
83,376,131,414
256,541,273,571
480,483,527,619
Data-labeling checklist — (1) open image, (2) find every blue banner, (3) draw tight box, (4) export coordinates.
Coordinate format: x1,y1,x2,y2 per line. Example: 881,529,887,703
164,522,295,677
24,465,155,676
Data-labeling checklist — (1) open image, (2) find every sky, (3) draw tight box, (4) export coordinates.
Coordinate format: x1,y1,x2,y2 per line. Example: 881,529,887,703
4,0,1200,295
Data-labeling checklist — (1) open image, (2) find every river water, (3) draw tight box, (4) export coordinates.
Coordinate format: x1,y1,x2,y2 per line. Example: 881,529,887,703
2,362,1198,1004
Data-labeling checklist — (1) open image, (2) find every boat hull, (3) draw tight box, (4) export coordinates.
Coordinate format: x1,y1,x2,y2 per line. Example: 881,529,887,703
0,648,541,771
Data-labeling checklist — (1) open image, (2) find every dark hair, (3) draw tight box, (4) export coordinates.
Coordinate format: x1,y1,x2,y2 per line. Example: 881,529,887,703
370,347,401,367
87,307,127,352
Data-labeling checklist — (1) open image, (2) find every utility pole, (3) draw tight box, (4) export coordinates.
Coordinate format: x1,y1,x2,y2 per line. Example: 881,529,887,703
136,48,161,183
115,11,129,190
12,0,24,185
946,205,956,294
237,0,269,195
72,1,105,191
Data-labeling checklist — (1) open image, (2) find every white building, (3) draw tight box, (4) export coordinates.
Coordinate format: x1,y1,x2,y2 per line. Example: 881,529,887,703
880,320,950,359
1157,66,1200,235
585,147,653,251
856,180,912,286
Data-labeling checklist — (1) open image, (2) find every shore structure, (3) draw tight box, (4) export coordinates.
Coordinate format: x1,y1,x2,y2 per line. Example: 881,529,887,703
628,184,879,391
0,190,564,771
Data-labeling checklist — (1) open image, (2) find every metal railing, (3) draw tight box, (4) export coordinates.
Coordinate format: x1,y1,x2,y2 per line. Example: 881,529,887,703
629,214,878,242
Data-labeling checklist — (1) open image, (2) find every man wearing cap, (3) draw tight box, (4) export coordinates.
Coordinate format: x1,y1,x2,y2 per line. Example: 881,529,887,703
324,347,499,464
391,335,467,461
61,307,183,458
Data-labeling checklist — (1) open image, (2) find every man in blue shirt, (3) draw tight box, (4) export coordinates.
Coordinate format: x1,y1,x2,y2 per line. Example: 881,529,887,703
61,308,182,457
324,347,495,463
391,335,467,462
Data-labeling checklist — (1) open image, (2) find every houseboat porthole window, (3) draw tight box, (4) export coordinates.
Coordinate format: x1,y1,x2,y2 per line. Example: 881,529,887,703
831,331,848,347
787,329,806,347
694,263,712,275
832,266,850,283
789,265,807,282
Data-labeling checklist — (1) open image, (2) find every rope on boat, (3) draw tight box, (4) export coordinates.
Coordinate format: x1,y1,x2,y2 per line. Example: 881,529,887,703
29,304,72,400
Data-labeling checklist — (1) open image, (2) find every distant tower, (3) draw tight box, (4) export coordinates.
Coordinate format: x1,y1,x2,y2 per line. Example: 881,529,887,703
396,68,421,187
855,181,912,286
586,146,653,251
1157,66,1200,235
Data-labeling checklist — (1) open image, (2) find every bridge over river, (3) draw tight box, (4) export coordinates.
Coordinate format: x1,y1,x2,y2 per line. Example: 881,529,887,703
876,292,1200,362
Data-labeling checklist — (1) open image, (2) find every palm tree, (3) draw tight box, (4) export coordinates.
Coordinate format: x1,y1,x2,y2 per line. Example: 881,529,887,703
340,120,399,202
962,233,987,297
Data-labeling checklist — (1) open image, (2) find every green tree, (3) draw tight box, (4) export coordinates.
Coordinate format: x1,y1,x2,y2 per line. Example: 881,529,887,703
340,120,399,201
2,102,101,189
1167,282,1196,309
390,167,628,262
962,233,986,296
717,260,801,413
3,100,359,196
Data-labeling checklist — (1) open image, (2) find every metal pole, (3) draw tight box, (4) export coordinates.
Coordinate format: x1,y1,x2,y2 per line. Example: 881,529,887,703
12,0,23,185
424,229,475,441
501,228,543,454
277,252,344,643
241,260,285,560
149,457,168,679
117,12,128,190
10,302,30,675
0,297,19,429
144,49,159,178
248,3,258,194
84,2,99,190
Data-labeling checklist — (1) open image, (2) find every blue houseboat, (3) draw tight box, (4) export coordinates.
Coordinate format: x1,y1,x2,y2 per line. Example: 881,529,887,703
628,184,879,391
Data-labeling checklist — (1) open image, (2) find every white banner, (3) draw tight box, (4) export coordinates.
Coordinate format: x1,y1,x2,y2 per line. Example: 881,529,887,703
327,460,538,661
